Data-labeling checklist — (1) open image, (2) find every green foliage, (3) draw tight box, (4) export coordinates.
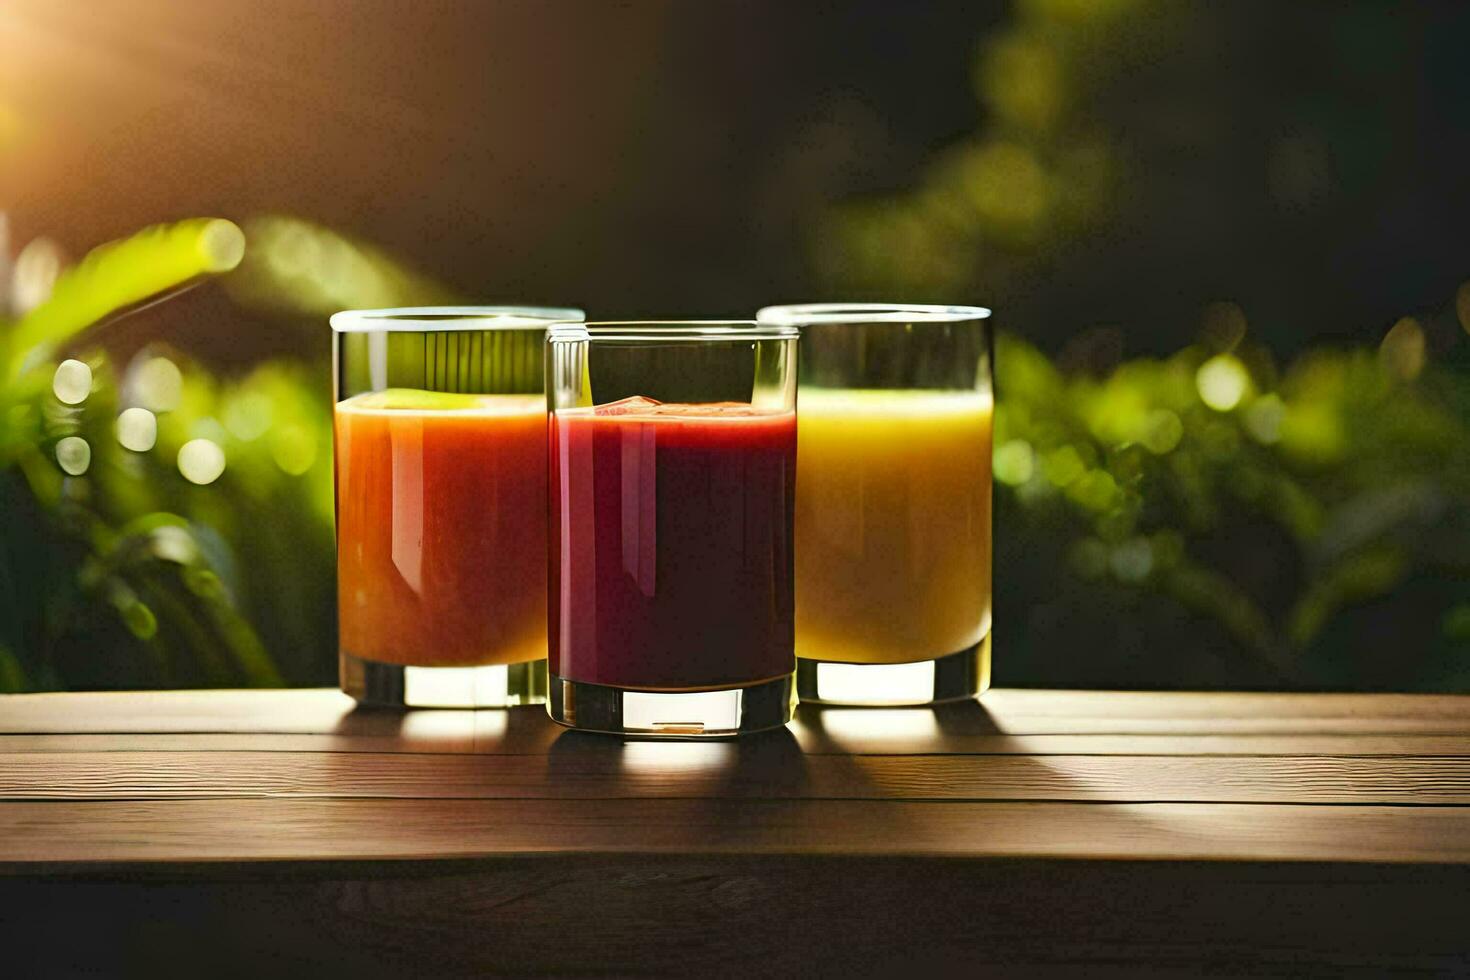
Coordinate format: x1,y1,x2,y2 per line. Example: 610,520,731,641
994,327,1470,689
223,215,458,317
816,0,1170,299
0,219,335,691
6,219,244,380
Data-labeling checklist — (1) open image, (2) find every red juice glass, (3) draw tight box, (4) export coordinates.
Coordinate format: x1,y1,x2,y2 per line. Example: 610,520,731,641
332,306,583,708
547,321,799,736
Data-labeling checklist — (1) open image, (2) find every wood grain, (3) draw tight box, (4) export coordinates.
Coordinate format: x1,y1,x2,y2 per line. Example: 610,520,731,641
3,749,1468,805
2,687,1468,973
6,688,1470,735
4,797,1470,867
4,859,1467,977
8,730,1470,757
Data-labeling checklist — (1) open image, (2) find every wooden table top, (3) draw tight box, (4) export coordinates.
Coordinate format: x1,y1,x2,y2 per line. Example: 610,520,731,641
3,687,1470,866
2,688,1468,974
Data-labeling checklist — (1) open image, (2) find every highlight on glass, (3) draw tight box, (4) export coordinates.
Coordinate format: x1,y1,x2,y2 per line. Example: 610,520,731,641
546,321,800,736
331,305,584,708
756,303,993,706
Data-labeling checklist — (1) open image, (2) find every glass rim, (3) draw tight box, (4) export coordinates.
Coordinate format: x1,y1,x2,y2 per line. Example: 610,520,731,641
330,305,586,333
548,320,799,342
755,302,991,325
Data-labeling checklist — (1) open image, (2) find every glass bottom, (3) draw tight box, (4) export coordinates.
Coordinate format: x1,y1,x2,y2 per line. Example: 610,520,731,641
547,673,795,737
795,633,991,706
340,651,548,708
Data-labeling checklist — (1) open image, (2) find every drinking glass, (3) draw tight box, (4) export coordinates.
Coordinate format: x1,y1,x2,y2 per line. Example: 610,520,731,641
756,303,993,705
547,321,799,735
332,306,583,707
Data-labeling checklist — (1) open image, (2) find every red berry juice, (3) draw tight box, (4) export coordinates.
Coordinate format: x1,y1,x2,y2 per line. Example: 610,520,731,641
550,397,797,690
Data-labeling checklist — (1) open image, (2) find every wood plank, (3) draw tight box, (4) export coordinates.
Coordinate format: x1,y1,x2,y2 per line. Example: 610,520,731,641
3,750,1469,805
0,689,449,736
3,859,1467,976
7,730,1470,756
3,798,1469,867
792,705,1470,751
5,689,1470,738
984,688,1470,720
0,692,555,753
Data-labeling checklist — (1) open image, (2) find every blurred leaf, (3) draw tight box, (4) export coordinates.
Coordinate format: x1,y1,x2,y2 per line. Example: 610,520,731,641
1289,546,1409,648
0,644,23,693
6,219,243,381
225,214,457,316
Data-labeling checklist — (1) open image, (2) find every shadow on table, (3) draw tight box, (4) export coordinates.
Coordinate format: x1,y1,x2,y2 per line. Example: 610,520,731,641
546,722,811,797
792,695,1002,754
793,696,1155,818
330,702,561,753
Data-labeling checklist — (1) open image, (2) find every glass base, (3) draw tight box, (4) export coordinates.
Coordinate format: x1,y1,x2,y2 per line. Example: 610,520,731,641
547,673,795,737
340,652,548,708
795,633,991,706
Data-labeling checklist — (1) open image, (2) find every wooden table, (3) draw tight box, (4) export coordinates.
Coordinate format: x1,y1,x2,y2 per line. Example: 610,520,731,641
1,689,1467,976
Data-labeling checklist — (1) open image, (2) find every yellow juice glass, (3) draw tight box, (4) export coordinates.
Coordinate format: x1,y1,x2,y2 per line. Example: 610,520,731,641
757,304,993,705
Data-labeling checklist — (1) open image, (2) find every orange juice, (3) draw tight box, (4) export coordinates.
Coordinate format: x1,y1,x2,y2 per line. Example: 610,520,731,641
334,389,547,667
795,388,993,665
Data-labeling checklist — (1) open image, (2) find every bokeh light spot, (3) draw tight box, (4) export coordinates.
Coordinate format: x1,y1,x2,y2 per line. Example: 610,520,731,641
116,407,158,452
55,436,91,476
1379,316,1425,381
993,439,1035,485
979,34,1062,133
11,237,64,314
1196,354,1249,411
1068,469,1119,511
178,439,226,485
150,526,198,564
271,424,317,475
1140,409,1183,454
52,359,92,405
1042,445,1085,487
223,391,273,441
134,357,183,412
1243,394,1284,444
1110,538,1154,582
957,141,1051,233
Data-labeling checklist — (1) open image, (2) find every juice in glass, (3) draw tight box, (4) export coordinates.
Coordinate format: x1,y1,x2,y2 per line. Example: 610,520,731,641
331,306,582,707
794,388,992,665
757,303,993,705
335,389,547,667
550,398,796,690
545,321,799,735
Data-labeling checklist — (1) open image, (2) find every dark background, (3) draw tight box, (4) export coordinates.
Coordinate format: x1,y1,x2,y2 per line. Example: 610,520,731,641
7,0,1469,358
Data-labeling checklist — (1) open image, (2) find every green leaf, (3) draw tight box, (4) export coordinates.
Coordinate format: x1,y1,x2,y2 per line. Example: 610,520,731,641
6,219,244,382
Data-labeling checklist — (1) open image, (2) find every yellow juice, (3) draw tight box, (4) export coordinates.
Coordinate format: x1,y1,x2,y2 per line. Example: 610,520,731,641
795,388,993,664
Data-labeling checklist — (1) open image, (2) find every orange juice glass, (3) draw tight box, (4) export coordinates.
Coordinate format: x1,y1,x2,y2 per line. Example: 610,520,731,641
757,304,993,705
331,306,583,707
